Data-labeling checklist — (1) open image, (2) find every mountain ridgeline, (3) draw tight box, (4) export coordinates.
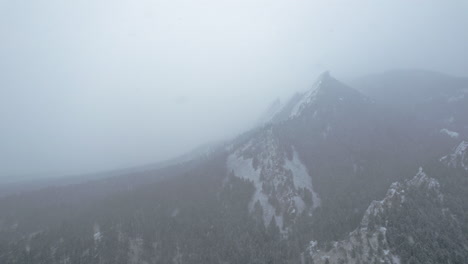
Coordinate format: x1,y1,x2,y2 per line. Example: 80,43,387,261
1,70,467,264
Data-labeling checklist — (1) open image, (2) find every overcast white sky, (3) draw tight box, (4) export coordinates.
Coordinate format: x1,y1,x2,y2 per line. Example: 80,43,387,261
1,0,467,180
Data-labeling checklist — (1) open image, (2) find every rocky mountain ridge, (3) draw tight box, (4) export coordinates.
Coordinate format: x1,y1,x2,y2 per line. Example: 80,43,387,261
1,70,467,264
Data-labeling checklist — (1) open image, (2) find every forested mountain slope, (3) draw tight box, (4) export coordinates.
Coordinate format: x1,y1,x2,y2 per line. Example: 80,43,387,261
1,71,467,264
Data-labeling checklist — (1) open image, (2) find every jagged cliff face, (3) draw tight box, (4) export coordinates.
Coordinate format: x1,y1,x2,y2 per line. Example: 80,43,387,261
272,72,372,124
305,140,468,264
227,127,320,230
1,71,468,264
226,72,377,231
307,168,446,264
440,141,468,170
226,71,449,236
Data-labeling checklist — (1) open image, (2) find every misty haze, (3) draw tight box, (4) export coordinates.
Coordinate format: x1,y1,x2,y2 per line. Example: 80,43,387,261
1,0,468,263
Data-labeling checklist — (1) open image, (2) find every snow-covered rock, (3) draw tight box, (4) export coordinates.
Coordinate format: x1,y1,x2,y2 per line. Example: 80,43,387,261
227,127,320,230
440,141,468,170
289,72,328,118
306,168,442,264
264,71,371,126
440,128,459,139
93,224,102,243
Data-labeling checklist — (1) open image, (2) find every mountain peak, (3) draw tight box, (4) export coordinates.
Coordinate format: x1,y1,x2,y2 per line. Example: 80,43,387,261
261,72,370,124
317,70,331,81
281,72,368,119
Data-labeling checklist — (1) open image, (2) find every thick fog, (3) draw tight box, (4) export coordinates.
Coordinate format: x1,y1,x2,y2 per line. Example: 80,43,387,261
1,0,467,181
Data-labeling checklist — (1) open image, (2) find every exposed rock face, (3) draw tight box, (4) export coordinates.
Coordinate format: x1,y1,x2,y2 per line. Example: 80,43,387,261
306,168,444,264
227,127,320,230
3,71,468,264
271,71,371,124
440,141,468,170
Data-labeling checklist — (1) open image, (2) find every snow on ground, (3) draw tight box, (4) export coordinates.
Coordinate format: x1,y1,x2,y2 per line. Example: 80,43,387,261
289,72,330,118
391,255,401,264
307,168,442,264
454,141,468,156
440,128,459,138
128,238,144,264
440,141,468,170
284,150,321,208
290,86,320,118
227,153,282,228
93,224,102,243
227,130,321,229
